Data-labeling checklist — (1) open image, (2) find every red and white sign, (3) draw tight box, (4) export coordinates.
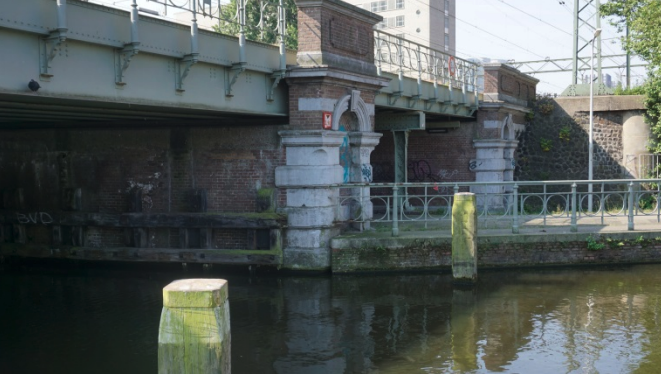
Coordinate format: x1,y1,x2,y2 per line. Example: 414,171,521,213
448,56,457,77
322,111,333,129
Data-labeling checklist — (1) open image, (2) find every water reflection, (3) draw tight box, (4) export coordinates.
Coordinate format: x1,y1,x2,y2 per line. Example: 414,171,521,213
2,263,661,373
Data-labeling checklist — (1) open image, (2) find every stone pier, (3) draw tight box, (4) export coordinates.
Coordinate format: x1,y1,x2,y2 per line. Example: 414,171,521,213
276,0,388,270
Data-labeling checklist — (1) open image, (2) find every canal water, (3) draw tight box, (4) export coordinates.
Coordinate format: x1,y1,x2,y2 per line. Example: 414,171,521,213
2,262,661,374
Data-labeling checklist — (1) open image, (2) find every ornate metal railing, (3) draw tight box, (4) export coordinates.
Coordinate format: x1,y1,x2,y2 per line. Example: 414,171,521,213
331,179,661,236
374,30,479,93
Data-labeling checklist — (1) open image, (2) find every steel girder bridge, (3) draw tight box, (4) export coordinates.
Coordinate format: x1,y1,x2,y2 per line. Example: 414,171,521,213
0,0,479,128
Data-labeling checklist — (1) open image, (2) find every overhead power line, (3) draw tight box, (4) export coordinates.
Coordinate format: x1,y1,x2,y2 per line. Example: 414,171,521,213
493,0,573,37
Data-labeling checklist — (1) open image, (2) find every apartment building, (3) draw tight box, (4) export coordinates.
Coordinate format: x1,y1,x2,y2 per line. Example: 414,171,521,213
342,0,456,55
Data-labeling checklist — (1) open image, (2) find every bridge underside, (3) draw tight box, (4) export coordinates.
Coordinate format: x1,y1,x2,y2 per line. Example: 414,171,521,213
0,93,288,128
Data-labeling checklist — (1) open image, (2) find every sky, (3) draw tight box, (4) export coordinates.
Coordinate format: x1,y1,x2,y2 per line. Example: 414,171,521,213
103,0,648,95
453,0,647,94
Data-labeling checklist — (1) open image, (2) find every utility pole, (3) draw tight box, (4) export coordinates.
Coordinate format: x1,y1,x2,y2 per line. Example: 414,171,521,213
565,0,606,96
626,23,631,89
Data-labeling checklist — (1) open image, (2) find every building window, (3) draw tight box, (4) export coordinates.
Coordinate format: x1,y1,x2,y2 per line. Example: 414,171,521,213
445,16,449,27
445,0,450,11
396,0,405,9
371,0,387,12
396,15,405,27
445,33,450,47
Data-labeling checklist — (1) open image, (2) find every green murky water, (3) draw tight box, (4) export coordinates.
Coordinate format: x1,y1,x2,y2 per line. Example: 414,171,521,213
2,262,661,373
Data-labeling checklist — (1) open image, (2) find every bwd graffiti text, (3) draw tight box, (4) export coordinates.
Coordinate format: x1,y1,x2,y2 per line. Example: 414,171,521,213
16,212,54,225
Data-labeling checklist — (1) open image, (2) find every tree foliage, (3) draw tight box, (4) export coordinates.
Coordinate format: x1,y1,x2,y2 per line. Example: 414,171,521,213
601,0,661,155
213,0,298,50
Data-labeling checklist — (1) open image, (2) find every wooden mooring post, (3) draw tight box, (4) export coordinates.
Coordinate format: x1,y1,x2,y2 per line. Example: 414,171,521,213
158,279,231,374
452,193,477,285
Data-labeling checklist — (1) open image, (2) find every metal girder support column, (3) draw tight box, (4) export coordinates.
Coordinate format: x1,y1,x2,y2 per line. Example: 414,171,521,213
175,0,200,92
40,0,68,78
225,0,247,97
393,130,409,213
114,0,140,86
393,130,409,184
266,0,288,102
375,111,425,183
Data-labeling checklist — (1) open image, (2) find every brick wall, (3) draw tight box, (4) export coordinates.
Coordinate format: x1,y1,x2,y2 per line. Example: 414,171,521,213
371,123,477,183
0,125,284,249
287,78,379,131
483,63,537,105
296,0,380,64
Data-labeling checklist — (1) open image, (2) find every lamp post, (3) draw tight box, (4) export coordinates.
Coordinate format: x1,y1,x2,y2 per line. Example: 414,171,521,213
588,28,601,212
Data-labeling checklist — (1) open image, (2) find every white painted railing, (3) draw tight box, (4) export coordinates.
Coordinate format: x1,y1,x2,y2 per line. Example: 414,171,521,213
328,179,661,236
374,30,479,93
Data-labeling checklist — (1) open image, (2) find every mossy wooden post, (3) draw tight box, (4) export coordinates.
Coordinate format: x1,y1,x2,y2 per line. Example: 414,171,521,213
158,279,231,374
452,193,477,284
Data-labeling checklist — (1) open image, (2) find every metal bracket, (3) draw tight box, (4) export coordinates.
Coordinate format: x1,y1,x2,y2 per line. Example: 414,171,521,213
39,30,67,78
267,70,285,102
388,92,402,106
454,103,470,115
225,62,246,97
175,53,199,92
457,92,467,105
114,43,140,86
407,95,420,109
424,99,436,111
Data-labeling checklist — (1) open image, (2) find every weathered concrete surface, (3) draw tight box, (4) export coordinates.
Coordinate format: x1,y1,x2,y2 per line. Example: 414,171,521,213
623,111,651,178
555,95,646,113
158,279,231,374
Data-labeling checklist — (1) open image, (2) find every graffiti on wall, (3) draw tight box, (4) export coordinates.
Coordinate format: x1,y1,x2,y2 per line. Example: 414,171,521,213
361,164,373,182
408,160,459,182
16,212,54,225
408,160,436,182
339,125,352,183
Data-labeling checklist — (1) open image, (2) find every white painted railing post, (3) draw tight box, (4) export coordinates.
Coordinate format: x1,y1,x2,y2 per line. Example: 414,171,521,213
571,183,578,232
512,184,519,234
657,180,660,223
628,181,635,231
392,185,399,237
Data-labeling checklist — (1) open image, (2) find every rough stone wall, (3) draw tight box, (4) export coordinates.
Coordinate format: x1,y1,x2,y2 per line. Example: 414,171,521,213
0,125,284,249
331,232,661,273
515,97,626,181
